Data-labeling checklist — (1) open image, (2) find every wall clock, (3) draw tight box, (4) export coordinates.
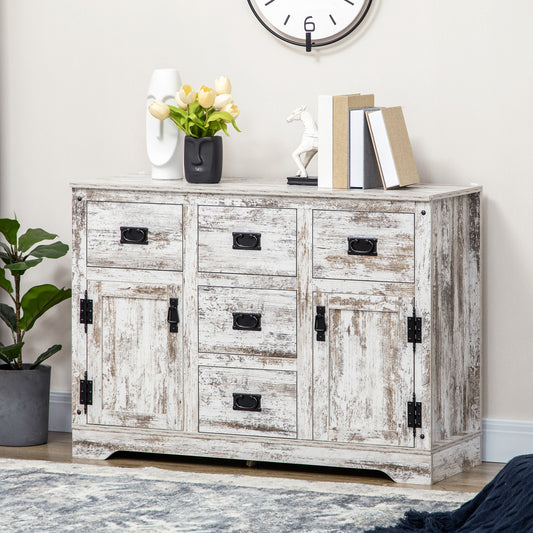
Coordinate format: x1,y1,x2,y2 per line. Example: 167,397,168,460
247,0,373,52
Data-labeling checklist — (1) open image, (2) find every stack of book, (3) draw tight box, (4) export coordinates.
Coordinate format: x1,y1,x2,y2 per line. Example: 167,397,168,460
317,93,419,190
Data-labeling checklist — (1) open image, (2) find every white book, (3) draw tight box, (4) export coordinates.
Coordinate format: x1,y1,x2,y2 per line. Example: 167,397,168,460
317,95,333,188
349,107,381,189
366,107,419,189
366,109,400,188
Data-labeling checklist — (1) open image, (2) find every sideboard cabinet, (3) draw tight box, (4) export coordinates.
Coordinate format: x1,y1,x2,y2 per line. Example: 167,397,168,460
71,177,481,484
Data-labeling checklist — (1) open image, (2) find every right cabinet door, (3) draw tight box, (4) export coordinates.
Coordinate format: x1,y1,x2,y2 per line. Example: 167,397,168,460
313,292,415,448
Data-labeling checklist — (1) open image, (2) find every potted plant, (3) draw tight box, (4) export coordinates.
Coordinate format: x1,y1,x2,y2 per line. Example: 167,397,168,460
0,216,71,446
148,75,241,184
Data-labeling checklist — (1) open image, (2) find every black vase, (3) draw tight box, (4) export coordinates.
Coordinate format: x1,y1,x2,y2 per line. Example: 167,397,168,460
184,136,223,183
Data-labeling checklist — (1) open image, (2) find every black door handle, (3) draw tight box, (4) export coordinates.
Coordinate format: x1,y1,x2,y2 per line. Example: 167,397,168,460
314,306,326,342
167,298,179,332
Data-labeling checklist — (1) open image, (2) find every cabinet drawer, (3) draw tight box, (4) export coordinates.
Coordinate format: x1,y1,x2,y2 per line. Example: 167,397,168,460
198,206,297,276
198,366,297,438
198,286,297,358
87,201,183,270
313,210,414,282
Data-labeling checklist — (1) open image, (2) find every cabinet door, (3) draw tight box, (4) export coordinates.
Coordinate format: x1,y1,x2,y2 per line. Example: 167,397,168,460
86,280,183,430
313,293,414,447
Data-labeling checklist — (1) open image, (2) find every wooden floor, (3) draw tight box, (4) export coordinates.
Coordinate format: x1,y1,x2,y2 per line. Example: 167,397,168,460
0,432,503,493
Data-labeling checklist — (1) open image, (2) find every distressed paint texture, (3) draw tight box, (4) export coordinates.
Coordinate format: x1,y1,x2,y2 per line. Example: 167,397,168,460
312,209,415,282
72,178,481,484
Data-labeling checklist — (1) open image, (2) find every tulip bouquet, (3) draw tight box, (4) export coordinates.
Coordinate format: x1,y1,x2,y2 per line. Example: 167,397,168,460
149,75,240,139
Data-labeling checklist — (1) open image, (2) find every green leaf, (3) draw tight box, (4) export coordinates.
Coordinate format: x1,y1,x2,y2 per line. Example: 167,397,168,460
18,228,57,252
0,218,20,246
0,268,13,294
5,258,43,274
0,303,17,331
0,342,24,364
29,241,69,259
19,284,72,332
219,121,229,136
30,344,62,369
169,105,187,119
207,111,234,123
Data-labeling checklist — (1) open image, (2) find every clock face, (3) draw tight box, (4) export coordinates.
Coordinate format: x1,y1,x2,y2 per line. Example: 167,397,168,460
247,0,373,49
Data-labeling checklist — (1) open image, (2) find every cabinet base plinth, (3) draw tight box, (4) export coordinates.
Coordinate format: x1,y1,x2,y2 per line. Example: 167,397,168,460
72,426,481,485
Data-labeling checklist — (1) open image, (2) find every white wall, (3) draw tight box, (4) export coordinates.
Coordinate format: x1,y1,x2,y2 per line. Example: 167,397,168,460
1,1,532,451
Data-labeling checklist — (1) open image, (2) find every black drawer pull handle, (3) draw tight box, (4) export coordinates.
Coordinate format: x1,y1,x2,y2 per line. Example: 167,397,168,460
232,232,261,250
347,237,377,256
233,393,262,412
120,226,149,245
233,312,262,331
167,298,179,333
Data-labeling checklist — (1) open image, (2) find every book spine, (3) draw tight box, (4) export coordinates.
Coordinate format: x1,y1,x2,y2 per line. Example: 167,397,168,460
317,95,333,188
332,94,375,189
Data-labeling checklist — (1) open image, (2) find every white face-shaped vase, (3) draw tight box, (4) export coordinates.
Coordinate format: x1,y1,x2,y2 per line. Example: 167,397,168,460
146,68,183,180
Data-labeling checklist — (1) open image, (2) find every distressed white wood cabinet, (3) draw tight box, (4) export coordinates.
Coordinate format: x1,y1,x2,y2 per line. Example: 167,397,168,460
71,177,482,484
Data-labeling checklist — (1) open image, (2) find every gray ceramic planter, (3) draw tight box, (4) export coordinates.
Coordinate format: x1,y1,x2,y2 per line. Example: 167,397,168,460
0,364,51,446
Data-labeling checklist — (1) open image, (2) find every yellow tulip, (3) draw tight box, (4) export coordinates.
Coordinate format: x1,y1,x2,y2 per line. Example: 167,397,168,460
214,94,233,111
222,103,240,120
175,93,188,110
178,84,196,105
148,100,170,120
214,76,232,95
198,85,216,108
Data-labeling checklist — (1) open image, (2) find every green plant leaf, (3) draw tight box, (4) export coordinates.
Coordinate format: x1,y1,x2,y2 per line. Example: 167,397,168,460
0,218,20,246
18,228,57,252
19,284,72,332
30,344,62,369
0,303,17,331
0,342,24,364
29,241,69,259
0,268,13,294
169,105,187,120
4,258,43,274
207,111,234,123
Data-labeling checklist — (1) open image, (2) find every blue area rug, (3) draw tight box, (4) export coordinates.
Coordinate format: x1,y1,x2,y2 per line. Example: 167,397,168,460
0,458,473,532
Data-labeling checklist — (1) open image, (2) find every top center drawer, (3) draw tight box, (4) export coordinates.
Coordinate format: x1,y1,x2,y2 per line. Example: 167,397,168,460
198,206,297,277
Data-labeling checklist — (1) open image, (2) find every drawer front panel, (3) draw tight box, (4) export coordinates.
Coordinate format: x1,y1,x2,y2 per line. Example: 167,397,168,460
87,201,183,270
198,206,297,276
313,210,414,282
198,366,297,438
198,286,297,358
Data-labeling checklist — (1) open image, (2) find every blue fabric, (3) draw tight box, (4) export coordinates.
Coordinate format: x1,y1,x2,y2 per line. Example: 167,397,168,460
367,454,533,532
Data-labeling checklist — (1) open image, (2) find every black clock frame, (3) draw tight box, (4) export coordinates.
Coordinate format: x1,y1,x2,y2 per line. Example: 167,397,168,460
247,0,373,52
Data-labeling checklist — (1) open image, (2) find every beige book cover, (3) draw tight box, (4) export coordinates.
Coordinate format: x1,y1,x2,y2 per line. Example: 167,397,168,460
366,106,419,189
332,93,375,189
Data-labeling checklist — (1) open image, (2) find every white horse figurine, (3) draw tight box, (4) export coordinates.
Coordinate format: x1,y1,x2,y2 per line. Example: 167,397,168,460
286,105,318,178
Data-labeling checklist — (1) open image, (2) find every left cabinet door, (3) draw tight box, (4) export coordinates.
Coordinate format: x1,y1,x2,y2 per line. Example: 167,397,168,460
86,280,183,431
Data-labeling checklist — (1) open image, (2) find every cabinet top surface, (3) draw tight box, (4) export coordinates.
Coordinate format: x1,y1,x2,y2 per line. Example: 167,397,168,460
71,175,481,201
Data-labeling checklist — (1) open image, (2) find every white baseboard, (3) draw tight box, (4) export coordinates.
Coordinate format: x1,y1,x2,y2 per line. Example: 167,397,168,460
49,391,72,433
482,418,533,463
47,393,532,462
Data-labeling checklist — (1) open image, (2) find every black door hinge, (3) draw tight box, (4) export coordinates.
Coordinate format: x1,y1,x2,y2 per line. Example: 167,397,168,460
80,291,93,332
407,311,422,344
80,372,93,414
407,400,422,429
